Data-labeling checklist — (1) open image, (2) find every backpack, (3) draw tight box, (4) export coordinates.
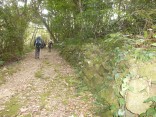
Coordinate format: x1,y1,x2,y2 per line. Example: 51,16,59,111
35,37,42,48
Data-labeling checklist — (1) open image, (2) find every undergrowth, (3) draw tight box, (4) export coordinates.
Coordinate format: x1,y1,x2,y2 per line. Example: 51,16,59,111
54,33,156,116
0,64,20,85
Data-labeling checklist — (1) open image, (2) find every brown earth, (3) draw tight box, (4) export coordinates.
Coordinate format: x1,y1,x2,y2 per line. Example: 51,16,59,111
0,49,97,117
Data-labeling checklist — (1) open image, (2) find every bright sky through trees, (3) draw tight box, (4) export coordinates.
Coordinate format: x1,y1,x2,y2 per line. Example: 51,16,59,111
42,9,48,14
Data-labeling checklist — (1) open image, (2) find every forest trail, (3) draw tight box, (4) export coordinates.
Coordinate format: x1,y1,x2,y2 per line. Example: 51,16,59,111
0,49,96,117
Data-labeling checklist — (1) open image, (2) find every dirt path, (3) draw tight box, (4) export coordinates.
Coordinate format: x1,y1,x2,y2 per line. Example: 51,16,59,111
0,49,96,117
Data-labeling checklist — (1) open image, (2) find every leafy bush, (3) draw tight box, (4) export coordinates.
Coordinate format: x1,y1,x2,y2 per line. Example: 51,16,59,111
0,1,29,62
140,96,156,117
0,61,4,66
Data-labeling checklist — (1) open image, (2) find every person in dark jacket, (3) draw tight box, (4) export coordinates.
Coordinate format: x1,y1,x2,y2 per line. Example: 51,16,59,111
48,40,53,52
34,35,42,59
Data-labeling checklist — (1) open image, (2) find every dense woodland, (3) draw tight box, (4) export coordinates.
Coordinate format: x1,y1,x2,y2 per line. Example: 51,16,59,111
0,0,156,62
0,0,156,116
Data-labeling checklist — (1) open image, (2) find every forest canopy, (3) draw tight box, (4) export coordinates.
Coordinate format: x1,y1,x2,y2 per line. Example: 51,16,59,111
0,0,156,62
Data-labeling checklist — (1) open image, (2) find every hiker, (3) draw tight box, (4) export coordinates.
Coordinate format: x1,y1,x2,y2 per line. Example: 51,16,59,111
34,35,42,59
48,39,53,52
41,40,46,49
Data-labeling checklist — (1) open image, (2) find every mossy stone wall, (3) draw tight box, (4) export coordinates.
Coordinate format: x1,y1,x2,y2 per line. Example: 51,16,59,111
55,40,123,116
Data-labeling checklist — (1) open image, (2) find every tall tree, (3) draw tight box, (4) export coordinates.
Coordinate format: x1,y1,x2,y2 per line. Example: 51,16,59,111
0,0,29,61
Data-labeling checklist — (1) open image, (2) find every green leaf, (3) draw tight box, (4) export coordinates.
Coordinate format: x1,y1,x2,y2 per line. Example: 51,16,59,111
0,61,4,66
110,104,117,111
139,112,146,117
146,107,156,116
118,98,126,106
144,96,156,103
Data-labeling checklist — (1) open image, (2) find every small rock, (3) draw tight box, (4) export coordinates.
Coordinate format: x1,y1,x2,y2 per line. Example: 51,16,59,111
0,106,5,111
126,78,151,114
20,108,28,113
2,67,7,71
79,112,84,117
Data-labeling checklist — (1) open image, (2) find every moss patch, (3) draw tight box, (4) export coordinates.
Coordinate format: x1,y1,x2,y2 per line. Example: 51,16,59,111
40,91,51,108
0,74,5,85
43,60,51,66
0,96,21,116
138,62,156,82
35,69,44,78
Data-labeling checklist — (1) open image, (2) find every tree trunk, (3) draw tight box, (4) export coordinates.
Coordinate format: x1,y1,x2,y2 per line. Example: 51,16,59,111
30,27,38,46
40,17,57,42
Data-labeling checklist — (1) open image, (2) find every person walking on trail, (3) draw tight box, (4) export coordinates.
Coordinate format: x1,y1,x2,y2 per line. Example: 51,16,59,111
34,35,42,59
48,40,53,52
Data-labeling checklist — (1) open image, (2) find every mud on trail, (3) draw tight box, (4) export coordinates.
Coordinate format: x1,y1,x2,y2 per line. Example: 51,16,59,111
0,49,96,117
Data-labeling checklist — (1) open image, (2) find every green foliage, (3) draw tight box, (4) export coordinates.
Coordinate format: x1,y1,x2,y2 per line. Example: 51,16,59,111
28,0,156,42
55,34,134,116
133,49,156,61
118,98,126,107
23,45,33,54
144,96,156,103
0,60,4,66
0,1,29,62
55,32,156,116
140,96,156,117
103,33,125,50
145,108,156,117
